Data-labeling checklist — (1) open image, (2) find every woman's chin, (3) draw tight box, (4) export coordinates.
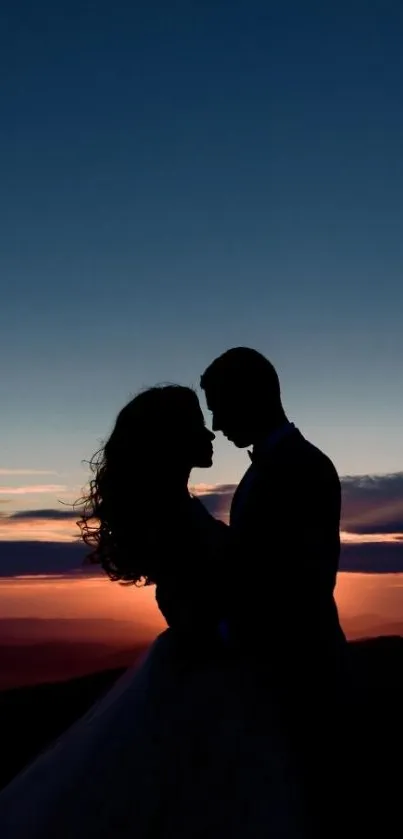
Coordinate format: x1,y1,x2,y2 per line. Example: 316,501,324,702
194,455,213,469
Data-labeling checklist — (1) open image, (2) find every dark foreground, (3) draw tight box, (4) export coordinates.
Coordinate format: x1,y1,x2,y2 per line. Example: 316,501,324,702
0,635,401,797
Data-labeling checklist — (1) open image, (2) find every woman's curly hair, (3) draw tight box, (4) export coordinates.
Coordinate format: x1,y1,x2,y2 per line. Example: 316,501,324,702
77,385,199,586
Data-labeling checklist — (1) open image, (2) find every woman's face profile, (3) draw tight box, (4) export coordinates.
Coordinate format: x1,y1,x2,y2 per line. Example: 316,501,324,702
181,401,215,470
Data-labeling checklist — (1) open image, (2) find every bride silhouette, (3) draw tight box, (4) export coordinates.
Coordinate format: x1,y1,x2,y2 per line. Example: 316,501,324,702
78,384,228,641
0,386,304,839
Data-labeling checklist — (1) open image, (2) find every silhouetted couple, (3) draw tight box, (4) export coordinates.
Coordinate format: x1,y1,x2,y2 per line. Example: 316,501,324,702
83,347,345,658
79,346,348,834
0,348,349,839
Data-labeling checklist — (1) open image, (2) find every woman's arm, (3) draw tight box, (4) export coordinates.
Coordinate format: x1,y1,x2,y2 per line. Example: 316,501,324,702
155,501,231,630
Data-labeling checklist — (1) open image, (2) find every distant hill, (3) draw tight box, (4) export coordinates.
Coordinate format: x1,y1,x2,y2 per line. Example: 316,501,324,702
0,666,125,791
0,635,401,796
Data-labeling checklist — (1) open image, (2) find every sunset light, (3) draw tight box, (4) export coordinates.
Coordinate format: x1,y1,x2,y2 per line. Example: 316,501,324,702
0,9,402,833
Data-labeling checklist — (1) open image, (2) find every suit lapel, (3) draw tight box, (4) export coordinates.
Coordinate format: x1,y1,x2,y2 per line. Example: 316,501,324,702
230,462,257,526
229,428,302,527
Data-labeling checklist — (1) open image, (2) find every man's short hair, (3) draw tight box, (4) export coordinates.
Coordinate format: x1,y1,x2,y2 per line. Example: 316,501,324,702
200,347,281,399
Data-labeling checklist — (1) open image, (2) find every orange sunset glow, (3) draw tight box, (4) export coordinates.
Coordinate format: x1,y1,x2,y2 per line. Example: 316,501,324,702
0,573,166,690
0,569,402,690
0,517,78,542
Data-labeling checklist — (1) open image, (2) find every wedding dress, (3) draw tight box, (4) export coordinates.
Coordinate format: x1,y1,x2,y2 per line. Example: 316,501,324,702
0,629,305,838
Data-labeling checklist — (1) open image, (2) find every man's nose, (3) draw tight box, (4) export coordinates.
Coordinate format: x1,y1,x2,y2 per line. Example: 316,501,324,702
208,429,215,441
212,416,220,432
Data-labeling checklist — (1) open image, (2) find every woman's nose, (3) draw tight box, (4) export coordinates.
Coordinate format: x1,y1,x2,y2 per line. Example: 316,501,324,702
208,430,215,441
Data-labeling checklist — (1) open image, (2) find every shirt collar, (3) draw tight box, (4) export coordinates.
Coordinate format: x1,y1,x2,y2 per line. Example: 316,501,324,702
249,421,295,462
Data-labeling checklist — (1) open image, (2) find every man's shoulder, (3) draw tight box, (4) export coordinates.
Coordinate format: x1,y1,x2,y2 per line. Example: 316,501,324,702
291,432,340,484
249,427,340,490
259,429,339,483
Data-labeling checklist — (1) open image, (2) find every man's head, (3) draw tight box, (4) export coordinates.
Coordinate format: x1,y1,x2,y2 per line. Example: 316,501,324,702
200,347,285,448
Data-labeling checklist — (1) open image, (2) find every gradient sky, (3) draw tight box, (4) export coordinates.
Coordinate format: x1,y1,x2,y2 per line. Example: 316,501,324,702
2,1,403,515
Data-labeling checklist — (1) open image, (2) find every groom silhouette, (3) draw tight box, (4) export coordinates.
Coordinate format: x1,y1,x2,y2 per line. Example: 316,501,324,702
200,346,346,660
201,347,349,834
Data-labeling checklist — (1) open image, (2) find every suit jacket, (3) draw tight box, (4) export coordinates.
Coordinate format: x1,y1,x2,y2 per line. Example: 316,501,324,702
227,427,346,657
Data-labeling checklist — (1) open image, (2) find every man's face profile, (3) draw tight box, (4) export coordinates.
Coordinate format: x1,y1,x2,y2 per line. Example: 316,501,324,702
205,385,252,448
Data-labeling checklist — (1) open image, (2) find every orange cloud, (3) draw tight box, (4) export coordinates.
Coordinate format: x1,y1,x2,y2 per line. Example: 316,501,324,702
0,484,67,495
0,516,77,542
341,531,403,544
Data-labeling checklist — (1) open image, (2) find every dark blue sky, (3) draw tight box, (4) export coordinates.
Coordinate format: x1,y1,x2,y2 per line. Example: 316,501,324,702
1,1,403,510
